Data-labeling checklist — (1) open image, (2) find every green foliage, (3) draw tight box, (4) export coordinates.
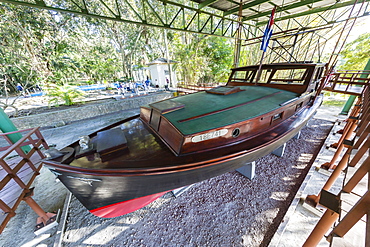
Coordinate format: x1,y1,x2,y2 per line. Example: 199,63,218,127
339,33,370,70
0,3,232,92
201,37,234,83
173,34,233,85
46,84,85,107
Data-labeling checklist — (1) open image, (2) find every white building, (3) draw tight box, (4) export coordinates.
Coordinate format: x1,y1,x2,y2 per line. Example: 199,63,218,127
147,58,178,88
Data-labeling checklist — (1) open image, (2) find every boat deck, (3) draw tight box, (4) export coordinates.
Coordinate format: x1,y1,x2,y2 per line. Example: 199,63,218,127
150,86,298,135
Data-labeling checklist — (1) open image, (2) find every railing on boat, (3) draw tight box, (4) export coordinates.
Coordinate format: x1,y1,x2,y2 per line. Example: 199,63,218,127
323,69,370,96
0,127,49,233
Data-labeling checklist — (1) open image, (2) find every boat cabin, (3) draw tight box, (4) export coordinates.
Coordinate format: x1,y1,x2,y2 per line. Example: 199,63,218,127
228,63,326,94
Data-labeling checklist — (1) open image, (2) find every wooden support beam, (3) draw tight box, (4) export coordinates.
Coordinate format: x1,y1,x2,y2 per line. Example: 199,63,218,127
342,155,370,193
0,128,49,234
303,209,339,246
349,137,370,167
329,190,370,238
320,97,363,170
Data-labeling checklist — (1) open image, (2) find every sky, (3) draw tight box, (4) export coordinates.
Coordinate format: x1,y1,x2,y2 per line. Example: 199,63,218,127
347,14,370,42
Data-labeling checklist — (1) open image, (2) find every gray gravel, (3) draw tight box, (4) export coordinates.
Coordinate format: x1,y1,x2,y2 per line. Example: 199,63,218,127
62,118,333,247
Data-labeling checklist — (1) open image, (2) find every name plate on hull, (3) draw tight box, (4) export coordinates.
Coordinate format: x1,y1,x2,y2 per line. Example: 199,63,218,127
192,129,228,143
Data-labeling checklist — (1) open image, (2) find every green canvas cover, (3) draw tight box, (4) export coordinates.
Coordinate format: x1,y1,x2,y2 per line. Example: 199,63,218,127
158,86,298,135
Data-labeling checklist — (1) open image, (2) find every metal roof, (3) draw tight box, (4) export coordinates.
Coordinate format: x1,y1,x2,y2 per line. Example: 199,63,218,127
2,0,368,35
192,0,368,25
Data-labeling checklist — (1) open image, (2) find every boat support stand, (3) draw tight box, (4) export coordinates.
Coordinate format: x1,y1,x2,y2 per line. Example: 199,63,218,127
237,162,256,180
272,131,301,157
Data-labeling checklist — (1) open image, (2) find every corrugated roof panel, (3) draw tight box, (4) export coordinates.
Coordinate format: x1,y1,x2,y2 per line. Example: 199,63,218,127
190,0,351,22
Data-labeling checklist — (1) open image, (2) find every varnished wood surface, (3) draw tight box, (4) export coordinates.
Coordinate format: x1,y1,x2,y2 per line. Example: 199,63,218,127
44,95,322,175
0,127,48,233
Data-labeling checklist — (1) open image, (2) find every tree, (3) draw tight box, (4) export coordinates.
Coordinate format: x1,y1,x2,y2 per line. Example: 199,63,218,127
173,33,233,85
201,36,233,83
339,33,370,70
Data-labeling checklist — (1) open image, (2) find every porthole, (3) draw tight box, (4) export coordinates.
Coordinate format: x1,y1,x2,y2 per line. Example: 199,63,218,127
232,128,240,138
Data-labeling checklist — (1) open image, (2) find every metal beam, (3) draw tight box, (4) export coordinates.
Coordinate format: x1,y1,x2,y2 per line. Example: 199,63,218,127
199,0,219,9
224,0,270,16
256,0,370,26
243,0,325,21
0,0,252,39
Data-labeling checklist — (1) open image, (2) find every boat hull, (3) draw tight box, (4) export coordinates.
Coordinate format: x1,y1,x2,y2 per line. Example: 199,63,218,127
44,95,322,217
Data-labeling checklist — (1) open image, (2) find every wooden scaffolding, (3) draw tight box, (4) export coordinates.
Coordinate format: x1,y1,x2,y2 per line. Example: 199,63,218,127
304,83,369,246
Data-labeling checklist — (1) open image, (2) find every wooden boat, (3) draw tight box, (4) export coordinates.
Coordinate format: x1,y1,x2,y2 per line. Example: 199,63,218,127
43,62,326,218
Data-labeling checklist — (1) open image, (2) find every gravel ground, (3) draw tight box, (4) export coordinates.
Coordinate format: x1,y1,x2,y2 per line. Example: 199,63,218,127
62,118,333,247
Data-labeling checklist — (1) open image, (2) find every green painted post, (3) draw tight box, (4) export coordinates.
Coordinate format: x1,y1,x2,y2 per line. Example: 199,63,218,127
340,95,356,115
340,58,370,115
0,108,31,153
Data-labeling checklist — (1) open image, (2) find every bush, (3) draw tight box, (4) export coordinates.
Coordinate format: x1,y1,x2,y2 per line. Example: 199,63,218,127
46,84,85,107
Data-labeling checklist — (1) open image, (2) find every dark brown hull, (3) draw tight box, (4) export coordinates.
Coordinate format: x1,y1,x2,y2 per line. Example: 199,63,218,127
43,95,322,217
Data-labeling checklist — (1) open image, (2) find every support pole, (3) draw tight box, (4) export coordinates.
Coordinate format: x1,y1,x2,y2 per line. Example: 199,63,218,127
340,95,357,115
321,106,359,170
306,150,350,207
23,196,51,226
23,193,57,234
232,1,243,68
303,209,339,247
164,29,173,88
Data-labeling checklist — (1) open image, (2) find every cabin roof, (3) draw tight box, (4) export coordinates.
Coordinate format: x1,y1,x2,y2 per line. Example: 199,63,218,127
160,86,298,135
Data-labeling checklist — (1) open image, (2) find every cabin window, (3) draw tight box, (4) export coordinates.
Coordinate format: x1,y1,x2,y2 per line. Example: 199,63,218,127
271,112,283,122
270,68,307,85
232,71,247,82
231,70,257,83
232,128,240,138
255,69,272,83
